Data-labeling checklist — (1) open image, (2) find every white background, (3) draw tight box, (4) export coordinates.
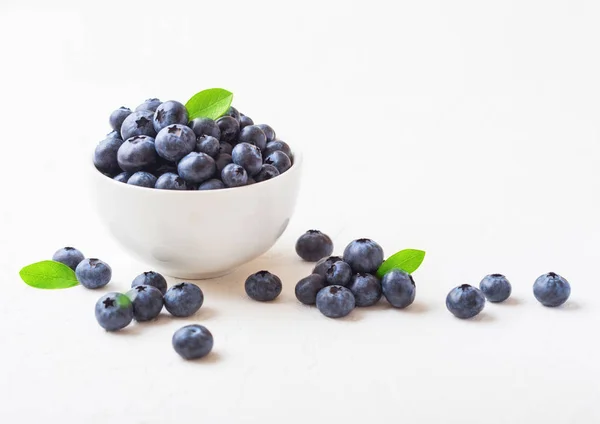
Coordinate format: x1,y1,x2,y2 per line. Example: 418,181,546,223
1,0,599,422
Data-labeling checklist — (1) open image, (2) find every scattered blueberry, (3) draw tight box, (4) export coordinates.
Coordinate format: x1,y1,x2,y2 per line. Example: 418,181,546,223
95,292,134,331
190,117,221,139
127,171,157,188
155,172,188,190
348,273,382,307
52,247,84,271
313,256,343,277
120,110,156,140
381,269,415,308
76,258,112,289
109,107,132,132
232,142,262,176
263,140,292,158
238,125,267,151
254,164,279,182
295,274,326,305
221,163,248,187
126,285,164,322
164,282,204,317
94,136,124,175
153,100,189,133
533,272,571,307
155,124,196,162
135,98,161,112
325,261,353,287
316,285,355,318
216,116,239,142
264,151,292,174
219,142,233,155
343,239,384,274
256,124,275,142
196,135,220,158
215,153,233,173
479,274,512,303
225,106,241,121
198,179,225,190
117,135,157,172
177,152,216,184
113,172,132,183
172,324,214,360
245,271,282,301
295,230,334,262
132,271,168,295
446,284,486,319
239,114,254,129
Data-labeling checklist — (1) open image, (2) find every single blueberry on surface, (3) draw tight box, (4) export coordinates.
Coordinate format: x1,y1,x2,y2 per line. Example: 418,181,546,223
245,271,282,301
155,172,188,190
316,285,355,318
221,163,248,187
295,230,334,262
76,258,112,289
381,269,415,308
237,125,267,151
343,239,384,274
219,142,233,155
263,140,292,159
225,106,240,121
239,114,254,129
153,100,189,133
113,172,132,183
232,142,263,176
533,272,571,307
95,292,133,331
109,107,132,132
264,150,292,174
126,285,163,322
177,152,216,184
254,164,280,182
117,135,157,172
135,98,161,112
198,178,225,190
190,117,221,139
132,271,168,295
52,247,84,271
196,135,220,158
216,116,240,142
94,137,124,175
127,171,157,188
479,274,512,302
313,256,343,277
325,261,353,287
295,274,326,305
446,284,486,319
164,282,204,317
172,324,214,360
256,124,276,142
155,124,196,162
120,110,156,140
348,273,382,307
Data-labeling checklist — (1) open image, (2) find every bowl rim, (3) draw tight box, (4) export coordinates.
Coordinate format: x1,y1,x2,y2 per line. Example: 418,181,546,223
91,145,303,194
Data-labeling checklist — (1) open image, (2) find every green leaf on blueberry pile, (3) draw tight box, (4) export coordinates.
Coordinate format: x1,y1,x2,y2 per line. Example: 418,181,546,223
376,249,426,278
19,260,80,289
185,88,234,120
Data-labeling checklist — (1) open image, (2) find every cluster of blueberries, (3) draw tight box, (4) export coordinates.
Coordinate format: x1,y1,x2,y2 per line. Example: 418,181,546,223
94,98,293,190
52,247,213,360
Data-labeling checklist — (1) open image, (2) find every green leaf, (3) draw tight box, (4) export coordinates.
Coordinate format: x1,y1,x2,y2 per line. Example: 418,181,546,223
185,88,233,120
377,249,426,278
19,260,80,289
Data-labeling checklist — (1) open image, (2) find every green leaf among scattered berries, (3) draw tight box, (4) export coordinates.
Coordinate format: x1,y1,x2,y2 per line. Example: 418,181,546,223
185,88,233,120
19,260,80,289
377,249,426,278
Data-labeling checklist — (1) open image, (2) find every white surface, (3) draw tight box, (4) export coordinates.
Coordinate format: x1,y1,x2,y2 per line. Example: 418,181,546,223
1,1,600,423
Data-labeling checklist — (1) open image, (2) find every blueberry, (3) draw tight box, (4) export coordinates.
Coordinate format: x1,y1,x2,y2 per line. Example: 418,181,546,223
381,269,415,308
94,137,124,175
52,247,84,271
295,274,326,305
76,258,112,289
225,106,240,121
106,130,122,141
256,124,276,142
533,272,571,307
198,178,225,190
219,142,233,155
446,284,486,319
190,117,221,139
295,230,334,262
153,172,186,190
196,135,220,158
132,271,168,295
153,100,189,133
264,151,292,174
246,177,256,185
113,172,131,183
95,292,133,331
120,110,156,140
313,256,343,277
254,164,280,182
127,171,157,188
239,114,254,129
172,324,214,360
149,155,178,176
232,142,262,176
245,270,282,301
164,282,204,317
325,261,353,286
237,125,267,151
221,163,248,187
117,135,157,172
126,285,163,322
215,153,233,173
479,274,512,302
316,285,355,318
155,124,196,162
263,140,292,158
343,239,384,274
135,98,161,112
216,116,239,142
348,273,382,307
177,152,216,184
109,107,132,132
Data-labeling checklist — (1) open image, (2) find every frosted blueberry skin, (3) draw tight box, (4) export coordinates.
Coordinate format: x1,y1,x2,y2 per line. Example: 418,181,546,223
126,285,164,322
256,124,276,142
254,164,279,182
312,256,343,277
131,271,168,295
239,114,254,129
348,273,382,307
221,163,248,188
135,98,161,112
446,284,486,319
196,135,220,158
264,151,292,174
117,135,157,172
343,239,384,274
295,274,326,305
120,110,156,140
216,116,240,142
164,283,204,317
155,124,196,162
109,107,132,132
127,171,157,188
215,153,233,174
263,140,292,159
533,272,571,307
155,173,188,190
225,106,240,122
232,142,263,176
479,274,512,302
238,125,267,151
190,117,221,139
153,100,189,133
295,230,334,262
325,261,353,287
95,293,133,331
316,285,355,318
219,142,233,155
76,258,112,289
172,324,214,360
52,247,85,271
113,172,132,183
94,137,124,175
245,271,282,302
381,269,415,308
177,152,217,184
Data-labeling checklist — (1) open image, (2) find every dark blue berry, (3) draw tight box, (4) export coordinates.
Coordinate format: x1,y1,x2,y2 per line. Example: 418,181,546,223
312,256,343,277
264,151,291,174
132,271,168,295
126,284,163,322
153,100,188,133
198,179,225,190
316,285,355,318
325,261,353,286
295,274,326,305
381,270,415,308
215,153,233,173
263,140,292,158
348,273,382,307
113,172,131,183
190,117,221,139
76,258,112,289
256,124,275,142
245,271,282,301
127,171,157,188
239,114,254,129
295,230,334,262
533,272,571,307
164,282,204,317
95,293,133,331
238,125,267,151
254,164,279,182
172,324,213,360
215,116,239,142
94,137,124,175
219,142,233,155
155,124,196,162
479,274,512,302
225,106,240,121
446,284,485,319
120,110,156,140
109,107,132,132
117,135,157,172
196,135,220,158
221,163,248,187
177,152,216,184
343,239,384,274
232,142,262,176
135,98,161,112
52,247,84,271
155,172,188,190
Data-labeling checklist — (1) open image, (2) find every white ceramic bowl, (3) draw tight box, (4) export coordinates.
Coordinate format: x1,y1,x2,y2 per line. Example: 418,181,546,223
90,150,302,279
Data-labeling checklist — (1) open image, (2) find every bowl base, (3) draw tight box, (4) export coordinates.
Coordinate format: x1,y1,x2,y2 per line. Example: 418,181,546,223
162,268,236,280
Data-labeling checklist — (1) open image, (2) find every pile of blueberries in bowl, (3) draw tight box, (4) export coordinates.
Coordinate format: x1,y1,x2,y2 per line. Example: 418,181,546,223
94,98,293,190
